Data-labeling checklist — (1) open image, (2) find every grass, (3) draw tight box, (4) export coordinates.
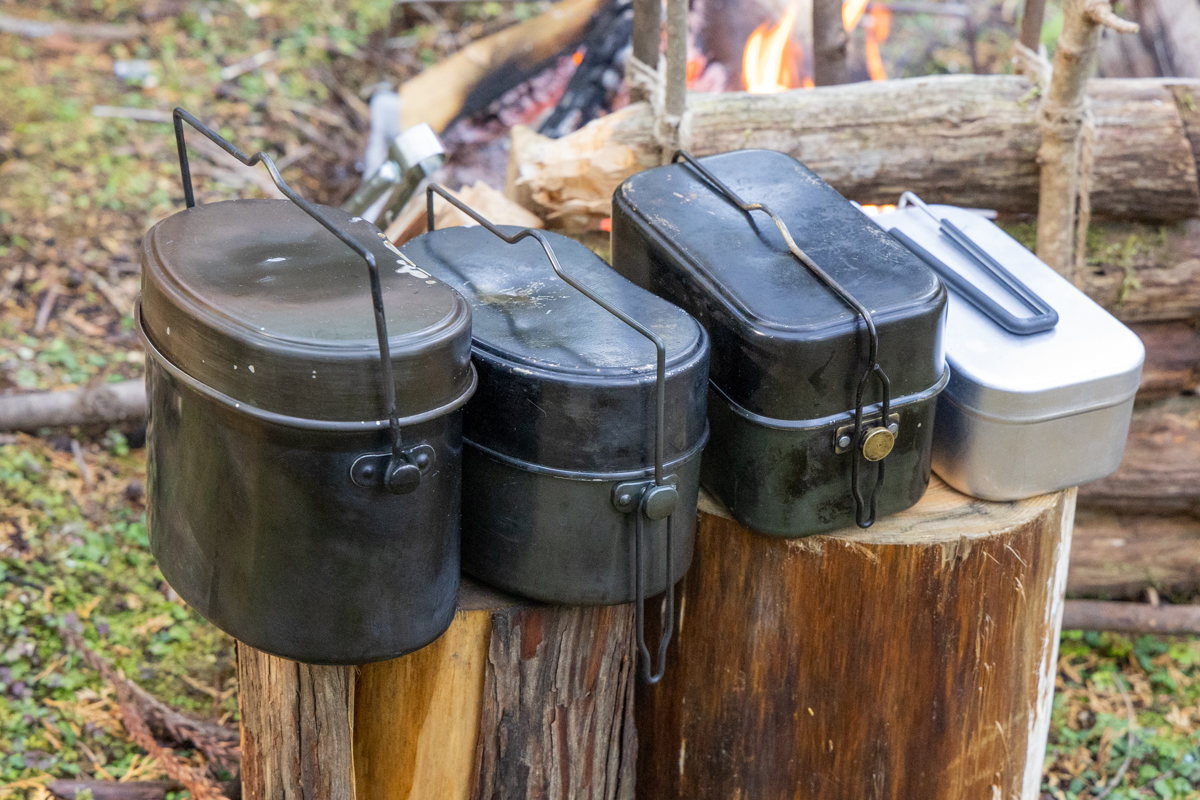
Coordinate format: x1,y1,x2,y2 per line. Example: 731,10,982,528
1,0,1198,797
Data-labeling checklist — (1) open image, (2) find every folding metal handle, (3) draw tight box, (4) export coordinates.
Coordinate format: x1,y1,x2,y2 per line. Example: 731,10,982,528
171,108,422,494
426,185,677,682
894,192,1058,336
673,151,890,528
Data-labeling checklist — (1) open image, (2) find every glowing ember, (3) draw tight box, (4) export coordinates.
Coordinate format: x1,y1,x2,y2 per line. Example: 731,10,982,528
864,7,891,81
742,6,805,94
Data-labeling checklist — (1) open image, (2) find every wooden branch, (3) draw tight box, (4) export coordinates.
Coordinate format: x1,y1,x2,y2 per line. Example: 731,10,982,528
1078,396,1200,516
1069,510,1200,598
812,0,850,86
1062,599,1200,633
630,0,661,103
507,75,1200,229
1036,0,1138,276
637,480,1075,799
0,380,145,431
48,781,181,800
1019,0,1048,51
398,0,607,134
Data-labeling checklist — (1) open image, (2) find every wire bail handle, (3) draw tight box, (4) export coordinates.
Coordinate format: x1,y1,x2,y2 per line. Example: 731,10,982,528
672,151,892,528
426,185,677,682
171,108,423,495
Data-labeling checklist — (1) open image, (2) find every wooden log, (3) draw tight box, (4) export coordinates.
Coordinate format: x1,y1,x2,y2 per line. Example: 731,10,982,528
237,581,637,800
398,0,607,134
47,781,181,800
1078,396,1200,516
507,75,1200,228
1082,218,1200,323
1063,598,1200,633
1130,320,1200,399
636,479,1075,800
0,379,145,431
1068,510,1200,597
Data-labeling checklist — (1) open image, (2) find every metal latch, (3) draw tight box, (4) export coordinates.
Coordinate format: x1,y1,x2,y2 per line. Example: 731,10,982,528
612,475,679,520
834,413,899,461
351,445,435,493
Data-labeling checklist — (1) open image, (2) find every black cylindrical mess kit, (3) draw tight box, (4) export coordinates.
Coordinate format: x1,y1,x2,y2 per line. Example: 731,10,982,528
141,111,1141,670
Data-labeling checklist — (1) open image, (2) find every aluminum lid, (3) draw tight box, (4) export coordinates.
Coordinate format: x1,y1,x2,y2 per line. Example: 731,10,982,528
403,225,710,473
140,198,474,423
876,205,1145,423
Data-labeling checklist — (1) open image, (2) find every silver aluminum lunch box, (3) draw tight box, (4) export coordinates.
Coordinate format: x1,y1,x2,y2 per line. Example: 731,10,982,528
875,197,1145,501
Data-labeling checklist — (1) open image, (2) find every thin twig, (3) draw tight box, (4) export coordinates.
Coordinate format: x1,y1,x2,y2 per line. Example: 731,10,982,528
35,283,60,334
70,439,93,489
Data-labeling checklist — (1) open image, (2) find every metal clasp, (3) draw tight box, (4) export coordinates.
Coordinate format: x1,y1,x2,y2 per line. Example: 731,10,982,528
351,445,435,493
834,413,899,458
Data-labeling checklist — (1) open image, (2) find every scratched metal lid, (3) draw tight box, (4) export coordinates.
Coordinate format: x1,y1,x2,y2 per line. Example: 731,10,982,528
402,226,710,474
140,199,473,423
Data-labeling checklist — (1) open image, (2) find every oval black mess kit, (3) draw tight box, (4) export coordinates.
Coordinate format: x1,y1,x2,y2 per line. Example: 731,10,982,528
403,188,709,680
138,111,476,664
611,150,948,535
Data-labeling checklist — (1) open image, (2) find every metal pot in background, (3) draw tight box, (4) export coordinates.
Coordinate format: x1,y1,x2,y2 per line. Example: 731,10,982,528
403,187,710,682
612,149,948,536
138,110,476,664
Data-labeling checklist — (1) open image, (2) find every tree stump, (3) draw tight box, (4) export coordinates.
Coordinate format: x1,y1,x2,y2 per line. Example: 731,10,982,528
237,582,637,800
636,477,1076,800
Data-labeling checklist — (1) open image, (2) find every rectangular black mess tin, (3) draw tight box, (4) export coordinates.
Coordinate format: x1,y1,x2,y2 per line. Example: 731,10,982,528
611,149,948,535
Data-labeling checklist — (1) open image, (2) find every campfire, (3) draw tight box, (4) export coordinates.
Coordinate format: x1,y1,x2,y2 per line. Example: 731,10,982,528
743,0,892,92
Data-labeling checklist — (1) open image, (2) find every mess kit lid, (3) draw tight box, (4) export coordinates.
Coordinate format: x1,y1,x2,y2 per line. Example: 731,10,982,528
876,205,1144,423
140,199,474,424
612,149,946,423
402,226,710,475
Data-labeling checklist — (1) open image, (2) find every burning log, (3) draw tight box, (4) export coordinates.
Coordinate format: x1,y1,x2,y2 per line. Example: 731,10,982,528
398,0,607,134
507,75,1200,227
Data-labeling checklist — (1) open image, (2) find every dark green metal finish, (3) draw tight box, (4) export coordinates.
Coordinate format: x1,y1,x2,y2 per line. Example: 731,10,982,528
611,149,947,537
140,110,476,664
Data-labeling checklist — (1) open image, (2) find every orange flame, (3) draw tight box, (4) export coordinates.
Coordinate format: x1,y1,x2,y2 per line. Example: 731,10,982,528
842,0,871,31
857,203,897,216
864,7,891,81
742,6,805,94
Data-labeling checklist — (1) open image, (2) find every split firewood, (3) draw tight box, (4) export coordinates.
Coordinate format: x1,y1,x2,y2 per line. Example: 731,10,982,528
398,0,607,134
383,180,544,246
1035,0,1139,278
1069,510,1200,598
506,75,1200,229
1078,396,1200,516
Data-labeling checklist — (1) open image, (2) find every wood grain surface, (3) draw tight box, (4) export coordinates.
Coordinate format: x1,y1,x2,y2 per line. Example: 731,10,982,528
636,479,1076,800
238,645,355,800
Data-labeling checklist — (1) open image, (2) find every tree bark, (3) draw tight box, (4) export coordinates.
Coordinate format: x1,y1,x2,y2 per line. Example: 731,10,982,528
1062,599,1200,633
636,479,1076,800
1130,320,1200,399
1077,396,1200,516
507,75,1200,230
1081,219,1200,322
812,0,849,86
630,0,661,103
238,581,637,800
1068,509,1200,597
0,379,145,431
